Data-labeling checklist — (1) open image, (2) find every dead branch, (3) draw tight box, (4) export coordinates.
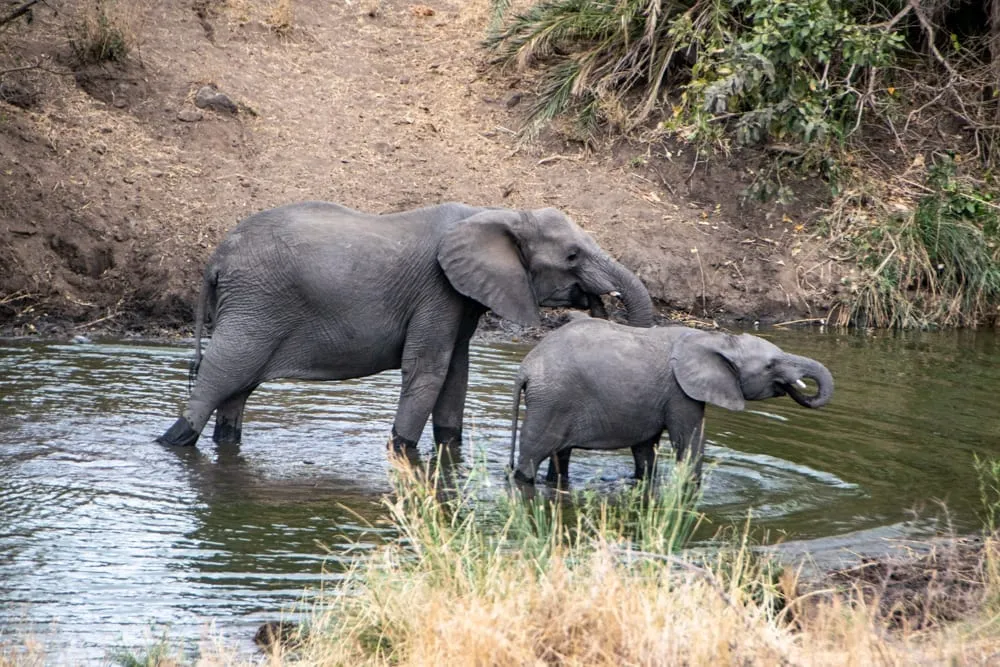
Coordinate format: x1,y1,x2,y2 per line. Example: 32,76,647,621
0,0,43,29
908,0,960,80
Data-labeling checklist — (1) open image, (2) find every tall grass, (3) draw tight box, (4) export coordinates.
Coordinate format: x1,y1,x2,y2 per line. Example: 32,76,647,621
263,458,1000,665
829,155,1000,328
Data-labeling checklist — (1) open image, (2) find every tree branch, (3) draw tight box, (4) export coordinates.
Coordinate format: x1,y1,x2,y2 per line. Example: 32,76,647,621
908,0,959,79
0,0,43,29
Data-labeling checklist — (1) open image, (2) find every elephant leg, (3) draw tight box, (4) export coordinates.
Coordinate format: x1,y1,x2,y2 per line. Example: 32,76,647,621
631,435,661,481
431,308,481,450
390,314,459,455
157,320,276,447
514,408,568,485
212,387,256,446
666,405,706,483
544,448,571,485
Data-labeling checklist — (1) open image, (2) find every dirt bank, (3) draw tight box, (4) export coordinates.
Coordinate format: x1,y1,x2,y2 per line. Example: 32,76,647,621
0,0,840,338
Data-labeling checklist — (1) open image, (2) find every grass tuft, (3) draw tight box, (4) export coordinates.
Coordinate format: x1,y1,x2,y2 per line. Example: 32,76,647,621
70,0,140,65
827,154,1000,328
266,457,1000,665
265,0,294,36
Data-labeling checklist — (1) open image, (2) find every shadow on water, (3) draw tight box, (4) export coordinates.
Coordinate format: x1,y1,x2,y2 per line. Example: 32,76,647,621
0,327,999,659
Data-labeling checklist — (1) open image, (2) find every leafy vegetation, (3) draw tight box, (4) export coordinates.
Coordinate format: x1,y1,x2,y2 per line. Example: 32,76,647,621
486,0,1000,327
486,0,901,149
830,155,1000,328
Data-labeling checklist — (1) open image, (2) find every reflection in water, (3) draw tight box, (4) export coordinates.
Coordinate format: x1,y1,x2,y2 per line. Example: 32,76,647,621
0,328,999,660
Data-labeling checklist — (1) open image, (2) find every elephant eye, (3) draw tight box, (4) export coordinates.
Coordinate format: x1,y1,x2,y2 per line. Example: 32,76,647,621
566,251,579,262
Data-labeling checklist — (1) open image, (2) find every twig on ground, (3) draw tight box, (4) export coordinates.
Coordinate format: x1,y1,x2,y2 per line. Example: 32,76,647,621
772,318,827,327
0,0,43,30
692,247,707,317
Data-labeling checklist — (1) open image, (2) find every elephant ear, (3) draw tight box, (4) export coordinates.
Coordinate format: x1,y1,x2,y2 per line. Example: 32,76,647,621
671,332,745,411
437,210,540,326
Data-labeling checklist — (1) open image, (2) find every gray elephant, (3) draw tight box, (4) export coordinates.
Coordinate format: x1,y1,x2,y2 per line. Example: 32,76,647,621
157,201,654,452
509,317,834,487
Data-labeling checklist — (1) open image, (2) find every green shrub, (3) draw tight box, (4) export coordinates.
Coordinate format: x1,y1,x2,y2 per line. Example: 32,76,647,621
836,154,1000,328
486,0,901,150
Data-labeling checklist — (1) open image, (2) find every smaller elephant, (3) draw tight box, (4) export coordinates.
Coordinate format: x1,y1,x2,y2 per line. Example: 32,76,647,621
509,318,834,487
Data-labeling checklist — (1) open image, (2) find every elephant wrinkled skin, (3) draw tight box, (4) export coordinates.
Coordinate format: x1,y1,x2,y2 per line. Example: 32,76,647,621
157,201,654,452
510,317,834,487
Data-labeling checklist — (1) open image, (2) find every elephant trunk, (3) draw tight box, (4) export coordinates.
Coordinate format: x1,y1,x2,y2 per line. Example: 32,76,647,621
603,257,654,328
784,355,834,409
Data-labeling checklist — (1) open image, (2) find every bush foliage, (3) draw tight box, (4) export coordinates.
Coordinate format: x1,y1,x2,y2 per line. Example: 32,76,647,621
487,0,1000,327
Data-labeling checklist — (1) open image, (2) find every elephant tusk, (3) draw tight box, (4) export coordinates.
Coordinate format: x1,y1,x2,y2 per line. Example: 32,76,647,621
795,379,807,389
609,291,621,298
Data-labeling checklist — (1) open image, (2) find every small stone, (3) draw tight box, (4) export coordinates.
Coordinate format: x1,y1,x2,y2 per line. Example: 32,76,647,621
177,108,204,122
194,85,238,114
8,224,36,236
0,82,38,109
254,621,302,649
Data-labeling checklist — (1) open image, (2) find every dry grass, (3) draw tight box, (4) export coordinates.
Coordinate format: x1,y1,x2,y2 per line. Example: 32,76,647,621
69,0,146,64
252,463,1000,666
265,0,294,35
822,153,1000,329
0,636,45,667
223,0,294,34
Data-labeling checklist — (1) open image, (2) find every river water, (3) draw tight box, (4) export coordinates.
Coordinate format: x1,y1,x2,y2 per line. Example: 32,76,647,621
1,328,999,661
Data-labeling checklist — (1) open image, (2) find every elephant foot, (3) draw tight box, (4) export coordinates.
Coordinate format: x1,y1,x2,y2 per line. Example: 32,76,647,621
511,468,537,500
512,468,535,486
432,425,463,449
156,417,201,447
387,427,422,466
212,418,242,446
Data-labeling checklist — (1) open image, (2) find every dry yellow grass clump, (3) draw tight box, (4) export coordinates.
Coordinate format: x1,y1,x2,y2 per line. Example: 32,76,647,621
256,461,1000,666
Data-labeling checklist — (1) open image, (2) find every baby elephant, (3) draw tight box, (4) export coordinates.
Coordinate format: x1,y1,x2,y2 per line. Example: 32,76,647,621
509,318,834,487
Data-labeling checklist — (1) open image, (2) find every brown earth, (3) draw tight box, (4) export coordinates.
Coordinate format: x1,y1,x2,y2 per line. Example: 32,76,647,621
0,0,842,339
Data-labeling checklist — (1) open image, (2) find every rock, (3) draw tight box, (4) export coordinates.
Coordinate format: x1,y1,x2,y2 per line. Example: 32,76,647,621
177,108,204,122
194,85,238,114
72,334,92,345
0,81,38,109
254,621,303,649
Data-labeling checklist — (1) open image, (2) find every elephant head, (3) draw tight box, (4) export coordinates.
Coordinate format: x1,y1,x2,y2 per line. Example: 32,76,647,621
437,207,654,327
670,331,834,411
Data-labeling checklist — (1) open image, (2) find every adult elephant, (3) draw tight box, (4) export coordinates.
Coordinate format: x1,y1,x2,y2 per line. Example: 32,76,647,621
157,201,654,452
510,317,834,487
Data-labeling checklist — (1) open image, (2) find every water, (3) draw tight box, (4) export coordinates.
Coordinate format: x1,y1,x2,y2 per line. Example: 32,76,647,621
1,328,999,661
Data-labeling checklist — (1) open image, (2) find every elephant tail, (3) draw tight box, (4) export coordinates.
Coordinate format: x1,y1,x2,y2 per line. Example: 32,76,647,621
509,373,526,472
188,266,219,393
